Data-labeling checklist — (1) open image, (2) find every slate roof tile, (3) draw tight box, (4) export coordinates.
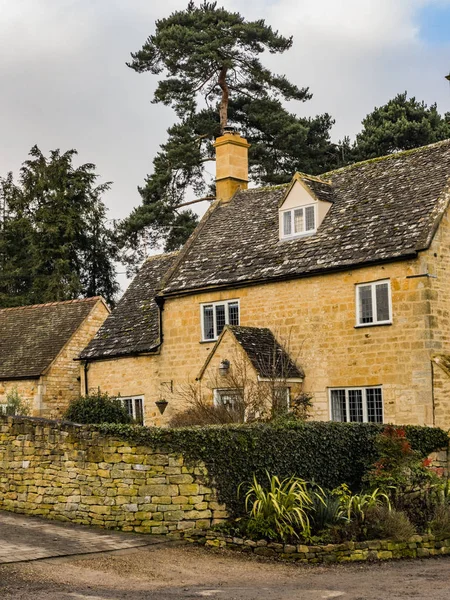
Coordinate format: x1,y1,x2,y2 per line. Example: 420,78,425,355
80,252,177,360
0,297,101,380
164,140,450,294
228,326,304,380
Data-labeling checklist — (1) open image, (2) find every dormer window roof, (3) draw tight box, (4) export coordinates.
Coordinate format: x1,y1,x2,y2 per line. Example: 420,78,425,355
279,173,333,242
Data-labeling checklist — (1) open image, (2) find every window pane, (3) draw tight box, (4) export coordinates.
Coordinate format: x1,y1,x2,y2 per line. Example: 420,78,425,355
203,305,214,340
274,387,290,412
376,283,390,322
358,285,373,324
348,390,363,422
331,389,346,422
366,388,383,423
293,208,304,233
123,398,133,418
283,211,292,236
305,206,315,231
134,398,144,425
216,389,241,408
215,304,226,336
228,301,239,326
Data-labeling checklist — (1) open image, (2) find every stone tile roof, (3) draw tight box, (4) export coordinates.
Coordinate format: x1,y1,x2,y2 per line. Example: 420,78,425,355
80,253,177,360
300,175,335,204
229,326,304,380
164,140,450,294
0,298,101,380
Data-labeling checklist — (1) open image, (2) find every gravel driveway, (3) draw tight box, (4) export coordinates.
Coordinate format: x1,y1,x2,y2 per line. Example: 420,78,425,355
1,543,450,599
1,511,449,599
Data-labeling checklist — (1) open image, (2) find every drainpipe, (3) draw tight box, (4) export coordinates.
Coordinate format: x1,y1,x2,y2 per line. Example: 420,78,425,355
84,360,89,396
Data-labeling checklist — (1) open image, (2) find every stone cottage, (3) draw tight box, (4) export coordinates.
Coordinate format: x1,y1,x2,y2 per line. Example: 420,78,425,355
80,132,450,428
0,297,109,418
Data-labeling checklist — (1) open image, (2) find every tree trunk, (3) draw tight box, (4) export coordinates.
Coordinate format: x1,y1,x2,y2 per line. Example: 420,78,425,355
218,66,229,134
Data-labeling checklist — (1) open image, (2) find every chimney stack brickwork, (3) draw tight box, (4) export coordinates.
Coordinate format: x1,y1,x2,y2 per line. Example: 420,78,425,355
214,131,250,203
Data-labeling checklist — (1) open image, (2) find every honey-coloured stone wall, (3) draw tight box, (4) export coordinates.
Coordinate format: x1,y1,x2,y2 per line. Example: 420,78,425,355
0,416,226,535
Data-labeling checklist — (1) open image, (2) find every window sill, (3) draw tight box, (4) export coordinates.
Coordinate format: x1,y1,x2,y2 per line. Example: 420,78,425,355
280,231,316,242
354,322,392,329
200,339,216,344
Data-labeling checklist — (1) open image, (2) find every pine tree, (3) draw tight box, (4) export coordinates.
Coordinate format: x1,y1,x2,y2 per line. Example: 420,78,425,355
122,1,339,259
354,92,450,160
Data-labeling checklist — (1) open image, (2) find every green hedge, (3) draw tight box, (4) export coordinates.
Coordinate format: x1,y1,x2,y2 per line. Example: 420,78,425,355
95,421,449,516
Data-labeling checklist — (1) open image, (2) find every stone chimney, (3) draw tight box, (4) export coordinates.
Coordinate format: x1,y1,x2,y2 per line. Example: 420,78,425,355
214,128,250,203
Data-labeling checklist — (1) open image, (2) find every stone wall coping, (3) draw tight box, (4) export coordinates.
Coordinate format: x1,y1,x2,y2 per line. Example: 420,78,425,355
186,531,450,563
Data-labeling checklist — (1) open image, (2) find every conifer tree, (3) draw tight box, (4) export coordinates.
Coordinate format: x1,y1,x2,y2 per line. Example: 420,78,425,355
0,147,118,308
354,92,450,161
123,1,339,258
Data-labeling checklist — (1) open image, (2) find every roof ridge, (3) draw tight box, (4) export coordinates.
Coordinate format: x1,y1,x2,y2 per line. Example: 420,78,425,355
0,297,101,313
144,250,179,263
321,138,450,179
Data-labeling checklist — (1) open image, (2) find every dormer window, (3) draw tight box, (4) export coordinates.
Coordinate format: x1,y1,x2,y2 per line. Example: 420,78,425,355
279,173,333,242
281,204,317,240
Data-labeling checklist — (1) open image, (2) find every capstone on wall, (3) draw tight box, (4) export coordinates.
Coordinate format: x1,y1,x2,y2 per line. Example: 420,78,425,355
0,416,226,534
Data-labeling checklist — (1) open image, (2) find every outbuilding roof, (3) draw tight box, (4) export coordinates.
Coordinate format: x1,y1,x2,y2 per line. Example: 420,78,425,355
80,252,177,360
0,297,102,380
228,326,304,380
163,139,450,295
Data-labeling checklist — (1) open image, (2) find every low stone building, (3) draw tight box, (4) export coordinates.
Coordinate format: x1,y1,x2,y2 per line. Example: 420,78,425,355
80,132,450,428
0,297,109,418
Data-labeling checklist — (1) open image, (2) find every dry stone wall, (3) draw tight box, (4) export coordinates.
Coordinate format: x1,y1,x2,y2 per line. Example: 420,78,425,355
0,416,226,536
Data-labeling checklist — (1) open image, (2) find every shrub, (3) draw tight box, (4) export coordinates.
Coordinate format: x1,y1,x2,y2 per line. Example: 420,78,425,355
430,505,450,538
64,392,132,425
366,505,416,541
309,486,346,533
94,421,448,516
243,473,312,541
2,388,31,416
366,425,446,530
343,488,391,526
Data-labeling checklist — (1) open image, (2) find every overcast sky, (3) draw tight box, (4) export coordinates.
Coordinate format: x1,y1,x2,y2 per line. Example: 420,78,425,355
1,0,450,234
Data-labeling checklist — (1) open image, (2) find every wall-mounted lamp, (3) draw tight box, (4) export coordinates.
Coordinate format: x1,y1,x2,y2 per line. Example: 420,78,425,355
155,399,169,415
219,359,230,377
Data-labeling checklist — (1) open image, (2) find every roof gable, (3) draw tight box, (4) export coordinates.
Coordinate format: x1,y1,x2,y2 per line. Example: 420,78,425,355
198,325,303,381
0,298,102,380
163,139,450,294
80,252,177,360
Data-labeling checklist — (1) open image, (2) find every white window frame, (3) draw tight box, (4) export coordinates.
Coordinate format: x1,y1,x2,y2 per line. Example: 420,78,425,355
329,386,384,423
213,388,243,408
120,395,145,425
355,279,392,327
200,299,240,341
280,203,317,240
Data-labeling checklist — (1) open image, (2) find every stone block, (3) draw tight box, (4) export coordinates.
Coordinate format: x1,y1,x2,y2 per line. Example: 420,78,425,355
139,484,178,497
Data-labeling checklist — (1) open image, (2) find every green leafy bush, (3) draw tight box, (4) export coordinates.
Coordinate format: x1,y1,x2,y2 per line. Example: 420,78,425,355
366,425,445,530
94,421,448,516
243,473,312,541
309,485,346,533
64,392,132,425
